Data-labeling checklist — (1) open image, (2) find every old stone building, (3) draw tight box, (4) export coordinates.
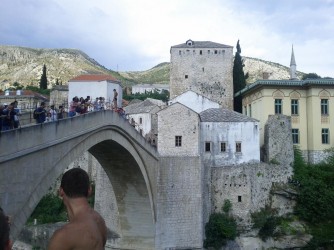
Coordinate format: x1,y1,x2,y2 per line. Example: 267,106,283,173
170,39,234,109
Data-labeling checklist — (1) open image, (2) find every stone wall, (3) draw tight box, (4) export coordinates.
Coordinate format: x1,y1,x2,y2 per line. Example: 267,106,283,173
209,115,294,229
170,45,233,109
157,103,200,156
156,156,203,249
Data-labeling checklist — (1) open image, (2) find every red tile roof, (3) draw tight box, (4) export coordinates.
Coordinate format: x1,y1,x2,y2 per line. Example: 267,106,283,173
69,74,120,82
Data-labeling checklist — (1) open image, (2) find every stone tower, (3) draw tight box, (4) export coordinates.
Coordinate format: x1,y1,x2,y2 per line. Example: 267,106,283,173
290,45,298,80
169,39,234,109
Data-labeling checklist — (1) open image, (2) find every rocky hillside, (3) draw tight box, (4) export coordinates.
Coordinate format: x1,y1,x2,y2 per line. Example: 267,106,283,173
0,45,305,91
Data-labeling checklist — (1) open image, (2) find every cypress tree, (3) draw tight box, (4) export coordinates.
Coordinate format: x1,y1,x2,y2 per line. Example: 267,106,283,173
39,64,48,89
233,40,247,113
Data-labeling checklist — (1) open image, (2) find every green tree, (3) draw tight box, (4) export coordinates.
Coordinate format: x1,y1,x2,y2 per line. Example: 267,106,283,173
301,73,321,80
233,40,247,113
204,200,237,249
39,64,48,89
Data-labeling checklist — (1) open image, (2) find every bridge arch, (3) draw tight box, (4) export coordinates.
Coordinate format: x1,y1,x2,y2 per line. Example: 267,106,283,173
0,111,159,249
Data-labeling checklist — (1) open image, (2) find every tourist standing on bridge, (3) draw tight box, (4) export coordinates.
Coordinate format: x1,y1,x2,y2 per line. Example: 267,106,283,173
48,168,107,250
113,89,118,110
34,102,47,124
2,103,16,130
0,207,12,250
49,105,57,122
68,97,79,117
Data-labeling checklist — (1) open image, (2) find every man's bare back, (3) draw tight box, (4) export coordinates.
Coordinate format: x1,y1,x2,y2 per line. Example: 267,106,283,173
48,168,107,250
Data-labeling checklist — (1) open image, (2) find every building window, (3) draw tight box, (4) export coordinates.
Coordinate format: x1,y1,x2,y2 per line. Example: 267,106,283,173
139,129,143,135
292,128,299,144
244,106,247,116
321,99,329,115
275,99,282,114
221,142,226,152
202,67,204,72
322,129,329,144
205,142,211,152
249,104,252,117
200,50,202,55
208,50,210,54
291,99,299,115
185,75,188,79
179,50,181,55
175,136,182,147
238,196,242,202
236,142,242,153
214,50,218,54
139,117,142,124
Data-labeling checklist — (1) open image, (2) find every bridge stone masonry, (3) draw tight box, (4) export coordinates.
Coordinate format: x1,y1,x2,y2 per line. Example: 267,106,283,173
0,110,205,250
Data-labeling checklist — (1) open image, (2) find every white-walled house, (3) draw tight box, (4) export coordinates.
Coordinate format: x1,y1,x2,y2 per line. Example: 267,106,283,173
132,84,169,94
168,90,220,113
200,108,260,166
124,99,165,144
68,74,122,108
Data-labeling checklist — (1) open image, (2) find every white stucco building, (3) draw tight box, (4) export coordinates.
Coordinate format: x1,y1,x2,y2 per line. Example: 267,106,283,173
200,108,260,166
131,84,169,94
68,74,122,108
124,98,165,144
168,90,219,113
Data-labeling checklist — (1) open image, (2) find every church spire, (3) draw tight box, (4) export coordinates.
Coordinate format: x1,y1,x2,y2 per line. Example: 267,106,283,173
290,45,297,80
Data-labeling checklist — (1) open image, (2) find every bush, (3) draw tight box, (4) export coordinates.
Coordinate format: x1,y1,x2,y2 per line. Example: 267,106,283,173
204,200,237,249
251,206,280,241
27,193,67,224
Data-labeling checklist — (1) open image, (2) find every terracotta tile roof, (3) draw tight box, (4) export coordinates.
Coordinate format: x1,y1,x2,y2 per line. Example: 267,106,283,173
0,90,48,100
69,74,120,82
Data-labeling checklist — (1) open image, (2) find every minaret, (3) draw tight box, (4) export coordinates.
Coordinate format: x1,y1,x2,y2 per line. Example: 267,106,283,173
290,45,297,80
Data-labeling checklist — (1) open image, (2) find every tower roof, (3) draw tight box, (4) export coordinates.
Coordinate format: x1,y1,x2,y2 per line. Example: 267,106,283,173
290,45,296,66
171,39,233,49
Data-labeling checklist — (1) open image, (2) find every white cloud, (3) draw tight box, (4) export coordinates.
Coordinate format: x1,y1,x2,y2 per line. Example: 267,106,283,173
0,0,333,76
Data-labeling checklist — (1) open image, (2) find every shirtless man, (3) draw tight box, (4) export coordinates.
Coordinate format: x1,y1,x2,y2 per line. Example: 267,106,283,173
48,168,107,250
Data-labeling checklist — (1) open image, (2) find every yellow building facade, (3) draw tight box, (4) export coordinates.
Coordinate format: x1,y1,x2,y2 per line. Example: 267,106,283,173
238,79,334,163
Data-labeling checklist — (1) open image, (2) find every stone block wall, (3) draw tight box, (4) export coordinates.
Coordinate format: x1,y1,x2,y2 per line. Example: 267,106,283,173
170,46,233,109
156,156,203,249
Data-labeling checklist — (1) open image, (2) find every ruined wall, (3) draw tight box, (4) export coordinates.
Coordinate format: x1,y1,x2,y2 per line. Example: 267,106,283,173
209,115,294,228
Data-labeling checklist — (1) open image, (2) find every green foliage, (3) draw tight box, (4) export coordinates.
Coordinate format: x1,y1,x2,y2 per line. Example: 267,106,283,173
27,193,67,224
292,147,334,248
222,199,232,214
204,200,237,249
301,73,322,80
25,85,50,96
39,64,48,89
123,89,169,102
233,40,247,113
251,206,280,241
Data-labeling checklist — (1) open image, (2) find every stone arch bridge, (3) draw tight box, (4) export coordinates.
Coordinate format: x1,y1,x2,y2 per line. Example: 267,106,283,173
0,111,203,250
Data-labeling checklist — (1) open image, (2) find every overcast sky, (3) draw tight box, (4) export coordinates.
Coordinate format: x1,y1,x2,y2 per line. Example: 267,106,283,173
1,0,333,77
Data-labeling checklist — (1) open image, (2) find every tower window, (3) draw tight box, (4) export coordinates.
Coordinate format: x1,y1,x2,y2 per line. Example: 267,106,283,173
205,142,211,152
175,136,182,147
221,142,226,152
238,196,242,202
200,50,202,55
185,75,188,79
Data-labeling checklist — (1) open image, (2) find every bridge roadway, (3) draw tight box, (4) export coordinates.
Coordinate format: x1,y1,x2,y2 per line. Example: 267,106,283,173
0,110,160,249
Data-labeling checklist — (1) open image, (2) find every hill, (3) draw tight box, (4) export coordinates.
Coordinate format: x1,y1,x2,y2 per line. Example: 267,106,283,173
0,45,305,91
